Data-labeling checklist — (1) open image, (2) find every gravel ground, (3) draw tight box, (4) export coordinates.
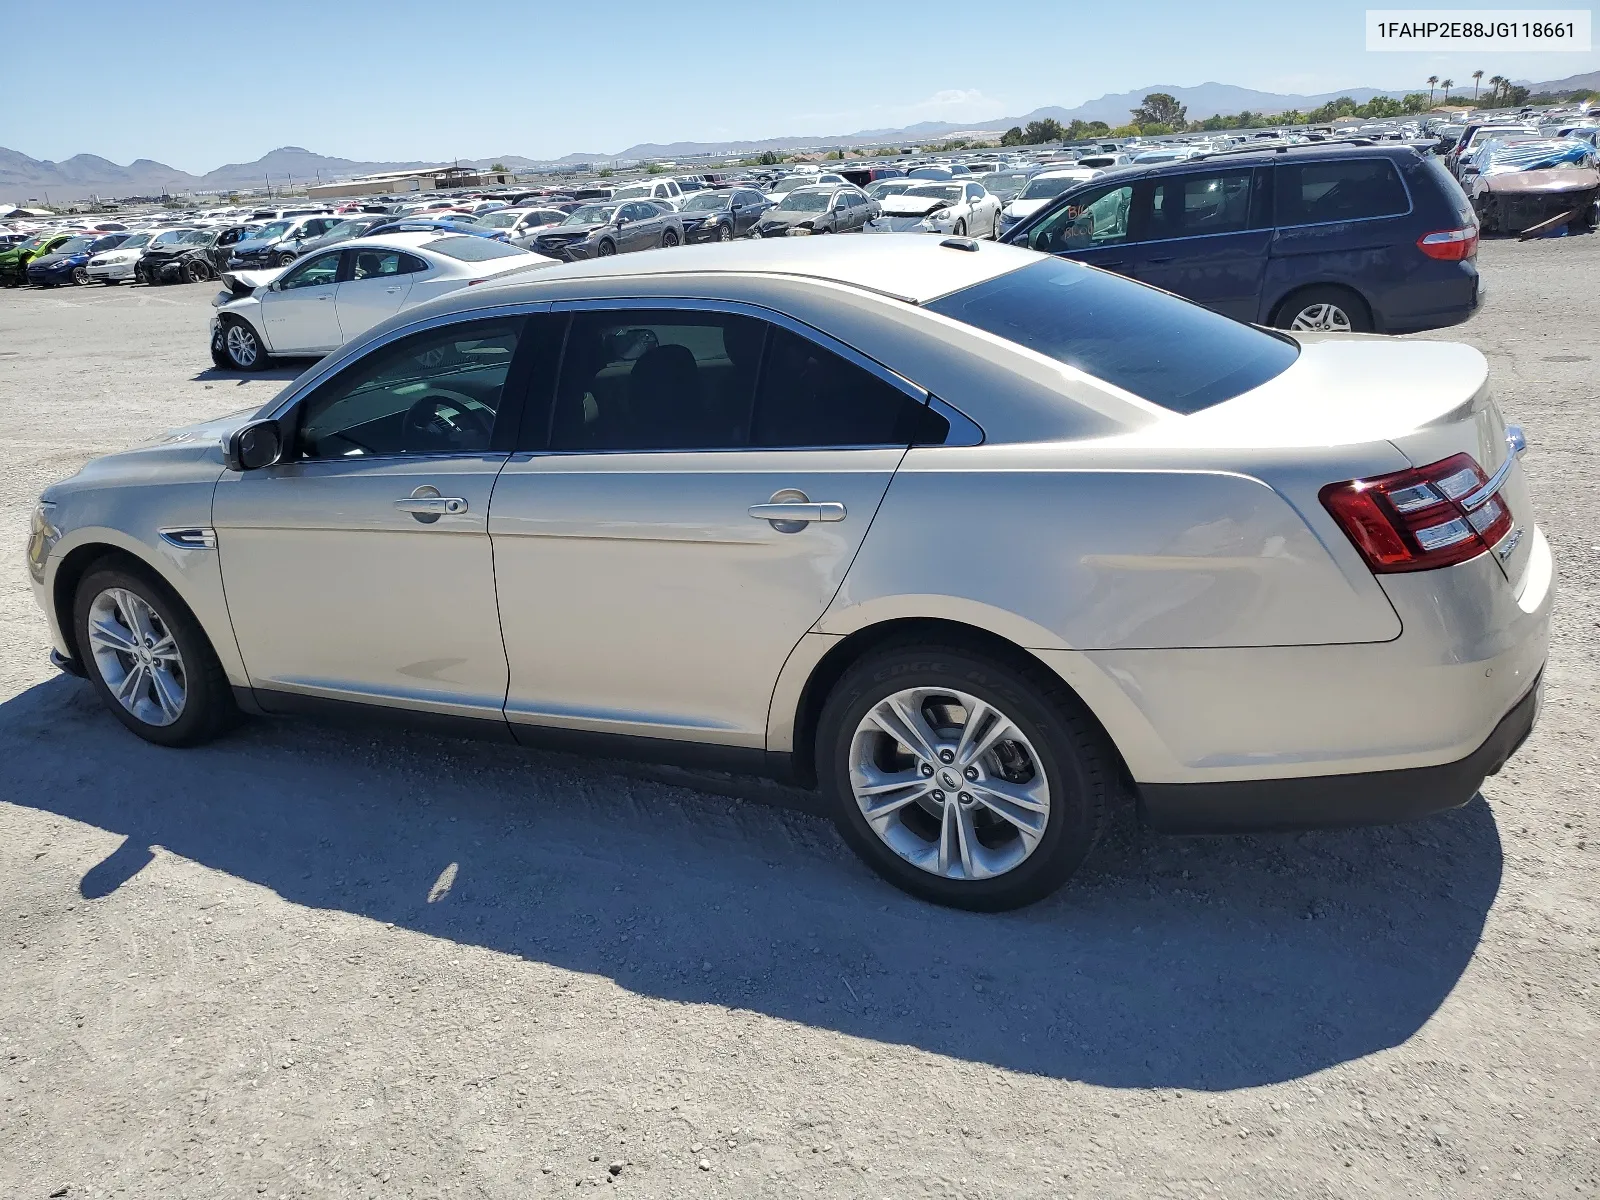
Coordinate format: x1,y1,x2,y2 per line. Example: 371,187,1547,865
1,241,1596,1200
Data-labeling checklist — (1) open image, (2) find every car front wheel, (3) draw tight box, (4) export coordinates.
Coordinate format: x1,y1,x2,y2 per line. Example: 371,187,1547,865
72,266,90,285
817,643,1115,910
221,318,268,371
73,561,237,747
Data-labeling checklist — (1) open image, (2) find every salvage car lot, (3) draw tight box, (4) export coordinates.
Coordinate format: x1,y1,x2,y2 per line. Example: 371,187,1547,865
1,236,1598,1195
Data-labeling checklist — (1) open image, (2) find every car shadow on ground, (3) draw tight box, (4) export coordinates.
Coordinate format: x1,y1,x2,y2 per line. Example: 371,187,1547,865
0,675,1502,1091
189,363,310,385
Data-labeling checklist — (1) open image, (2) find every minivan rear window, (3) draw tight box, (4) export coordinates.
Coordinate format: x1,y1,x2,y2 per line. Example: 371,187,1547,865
924,257,1299,414
1275,158,1409,225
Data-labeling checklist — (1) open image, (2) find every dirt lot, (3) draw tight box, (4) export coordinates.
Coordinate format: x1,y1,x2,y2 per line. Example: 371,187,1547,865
1,241,1597,1200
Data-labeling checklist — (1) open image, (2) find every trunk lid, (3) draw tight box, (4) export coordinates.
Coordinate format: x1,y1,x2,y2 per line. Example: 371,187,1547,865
1179,334,1535,589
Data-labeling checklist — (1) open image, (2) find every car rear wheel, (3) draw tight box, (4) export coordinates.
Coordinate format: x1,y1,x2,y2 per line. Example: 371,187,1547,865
817,643,1115,910
1277,286,1372,334
73,562,237,748
660,229,679,248
221,317,268,371
71,266,90,285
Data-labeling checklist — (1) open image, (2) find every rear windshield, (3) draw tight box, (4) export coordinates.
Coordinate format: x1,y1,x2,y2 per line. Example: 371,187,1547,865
925,257,1299,414
422,236,526,261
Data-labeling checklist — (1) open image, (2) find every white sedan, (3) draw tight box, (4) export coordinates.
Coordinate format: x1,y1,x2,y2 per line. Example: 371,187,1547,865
85,231,158,284
865,181,1003,238
209,232,554,370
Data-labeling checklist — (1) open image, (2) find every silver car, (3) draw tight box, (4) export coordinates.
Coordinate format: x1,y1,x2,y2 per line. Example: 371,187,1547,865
27,238,1551,910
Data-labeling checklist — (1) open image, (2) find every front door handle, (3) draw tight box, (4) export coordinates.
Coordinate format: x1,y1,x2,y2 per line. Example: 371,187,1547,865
1144,256,1174,264
749,500,846,527
396,496,467,515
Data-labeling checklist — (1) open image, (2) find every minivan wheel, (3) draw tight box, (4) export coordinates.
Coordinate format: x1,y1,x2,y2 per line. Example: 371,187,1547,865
222,318,268,371
73,562,237,747
1277,286,1372,333
817,644,1114,910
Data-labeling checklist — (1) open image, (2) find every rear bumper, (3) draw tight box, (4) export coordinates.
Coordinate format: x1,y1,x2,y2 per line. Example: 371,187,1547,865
1139,671,1541,832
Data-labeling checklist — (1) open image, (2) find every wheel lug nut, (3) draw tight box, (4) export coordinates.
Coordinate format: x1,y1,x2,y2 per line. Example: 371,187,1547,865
938,749,955,764
963,766,978,781
958,792,973,805
930,790,945,803
920,763,935,777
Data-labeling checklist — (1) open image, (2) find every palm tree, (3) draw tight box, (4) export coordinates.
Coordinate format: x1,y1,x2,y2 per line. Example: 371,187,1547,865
1440,78,1454,103
1488,74,1506,106
1427,74,1439,104
1472,69,1484,99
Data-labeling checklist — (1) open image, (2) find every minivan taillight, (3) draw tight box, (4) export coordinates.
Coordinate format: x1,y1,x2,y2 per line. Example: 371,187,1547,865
1320,452,1512,573
1417,225,1478,260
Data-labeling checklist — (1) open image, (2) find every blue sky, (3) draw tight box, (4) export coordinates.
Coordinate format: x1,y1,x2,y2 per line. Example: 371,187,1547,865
6,0,1596,170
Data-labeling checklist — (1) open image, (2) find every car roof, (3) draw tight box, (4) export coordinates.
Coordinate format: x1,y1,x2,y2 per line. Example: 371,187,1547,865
337,232,454,252
439,236,1034,308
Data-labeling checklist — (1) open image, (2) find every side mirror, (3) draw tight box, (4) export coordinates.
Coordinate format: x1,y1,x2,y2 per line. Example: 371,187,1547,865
225,419,285,472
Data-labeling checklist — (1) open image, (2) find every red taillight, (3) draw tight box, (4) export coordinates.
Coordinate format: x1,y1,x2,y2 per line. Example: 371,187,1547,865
1417,225,1478,261
1320,452,1513,573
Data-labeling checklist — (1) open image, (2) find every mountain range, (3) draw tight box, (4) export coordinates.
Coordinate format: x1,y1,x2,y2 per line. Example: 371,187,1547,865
5,74,1593,202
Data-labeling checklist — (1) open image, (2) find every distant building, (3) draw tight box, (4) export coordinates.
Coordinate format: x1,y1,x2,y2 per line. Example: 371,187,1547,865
307,165,511,199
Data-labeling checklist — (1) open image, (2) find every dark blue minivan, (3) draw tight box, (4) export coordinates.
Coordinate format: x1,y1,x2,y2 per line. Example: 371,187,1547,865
999,144,1481,334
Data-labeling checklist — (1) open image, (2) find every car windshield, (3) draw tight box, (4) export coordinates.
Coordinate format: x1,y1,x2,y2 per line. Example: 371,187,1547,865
564,205,616,225
1020,175,1083,200
682,192,730,211
983,172,1031,197
925,257,1299,414
55,237,96,254
611,185,653,199
477,211,522,227
866,181,915,198
150,230,196,246
321,220,361,239
777,191,833,212
769,177,813,194
421,236,526,261
178,229,212,244
904,185,962,202
251,221,292,241
121,232,154,248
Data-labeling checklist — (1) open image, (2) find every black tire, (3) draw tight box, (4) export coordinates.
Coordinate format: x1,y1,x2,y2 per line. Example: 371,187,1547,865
1273,285,1373,333
276,252,296,267
72,560,238,748
596,239,616,257
219,316,268,371
660,228,679,248
72,265,90,285
953,219,967,236
816,643,1116,911
716,223,733,242
185,259,211,283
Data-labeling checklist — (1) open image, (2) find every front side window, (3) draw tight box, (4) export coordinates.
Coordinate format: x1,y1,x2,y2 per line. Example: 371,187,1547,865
1023,183,1136,252
1145,168,1255,240
298,318,522,459
925,257,1299,414
1275,158,1409,225
548,310,945,452
278,251,343,290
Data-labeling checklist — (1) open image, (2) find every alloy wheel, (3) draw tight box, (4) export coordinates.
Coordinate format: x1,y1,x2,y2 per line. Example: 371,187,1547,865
86,588,187,727
848,687,1050,881
225,323,259,368
1289,302,1353,332
72,266,90,285
717,225,732,242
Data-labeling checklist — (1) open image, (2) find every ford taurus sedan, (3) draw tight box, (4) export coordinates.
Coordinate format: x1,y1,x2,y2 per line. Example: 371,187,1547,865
29,238,1550,910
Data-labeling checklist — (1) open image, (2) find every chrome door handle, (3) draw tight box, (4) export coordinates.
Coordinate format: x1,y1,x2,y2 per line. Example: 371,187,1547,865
316,294,331,300
385,286,401,293
748,501,846,524
395,496,467,515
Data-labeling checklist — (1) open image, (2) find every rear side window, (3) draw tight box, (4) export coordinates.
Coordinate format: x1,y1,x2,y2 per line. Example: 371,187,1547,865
925,257,1299,414
1274,158,1409,225
753,326,943,448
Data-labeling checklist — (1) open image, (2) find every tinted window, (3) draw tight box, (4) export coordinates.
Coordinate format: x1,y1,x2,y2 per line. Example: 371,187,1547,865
1275,158,1409,225
279,250,342,290
1146,168,1256,240
349,249,411,279
298,318,521,459
925,257,1299,414
752,327,942,448
551,311,765,451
